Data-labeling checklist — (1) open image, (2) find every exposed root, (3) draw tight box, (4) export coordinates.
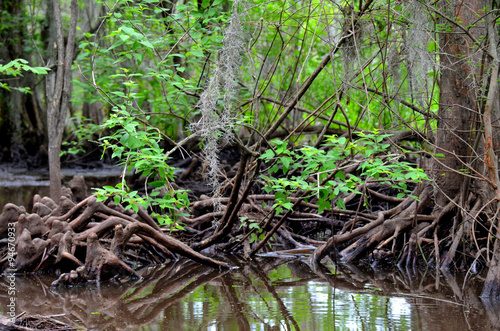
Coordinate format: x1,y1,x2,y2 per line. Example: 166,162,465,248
15,229,49,271
0,149,495,290
0,175,230,286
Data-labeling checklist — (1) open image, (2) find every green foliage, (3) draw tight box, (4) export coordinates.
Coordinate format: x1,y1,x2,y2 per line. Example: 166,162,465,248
70,0,436,227
74,0,236,228
239,216,265,243
0,59,50,93
260,133,429,213
94,105,189,229
61,117,102,157
73,0,232,139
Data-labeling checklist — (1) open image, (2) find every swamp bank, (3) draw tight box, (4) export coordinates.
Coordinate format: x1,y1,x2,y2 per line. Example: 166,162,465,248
1,155,500,330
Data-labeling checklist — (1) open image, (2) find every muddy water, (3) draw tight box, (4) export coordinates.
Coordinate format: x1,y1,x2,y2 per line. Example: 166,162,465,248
0,257,498,330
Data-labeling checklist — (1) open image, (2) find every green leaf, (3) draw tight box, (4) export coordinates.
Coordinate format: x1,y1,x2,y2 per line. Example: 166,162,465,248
120,26,135,35
260,149,275,159
250,233,258,243
191,49,204,57
318,199,330,213
96,195,107,202
120,133,130,145
139,40,154,49
249,223,260,230
336,200,346,210
335,171,345,181
29,67,50,75
118,34,130,42
280,156,293,173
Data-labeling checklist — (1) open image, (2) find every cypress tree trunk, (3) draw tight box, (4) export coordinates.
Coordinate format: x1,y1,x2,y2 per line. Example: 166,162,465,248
435,0,500,297
434,0,485,207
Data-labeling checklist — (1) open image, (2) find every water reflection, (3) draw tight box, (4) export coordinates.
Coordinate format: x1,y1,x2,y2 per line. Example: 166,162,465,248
0,256,498,330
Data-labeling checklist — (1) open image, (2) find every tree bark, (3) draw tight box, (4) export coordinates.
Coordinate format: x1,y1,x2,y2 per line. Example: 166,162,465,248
480,5,500,300
435,0,500,298
46,0,78,200
434,0,486,207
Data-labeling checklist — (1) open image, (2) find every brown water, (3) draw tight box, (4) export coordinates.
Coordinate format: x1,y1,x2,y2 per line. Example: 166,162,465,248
1,257,499,330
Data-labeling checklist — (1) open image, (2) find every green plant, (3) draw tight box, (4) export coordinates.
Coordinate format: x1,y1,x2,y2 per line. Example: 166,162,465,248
78,0,236,228
61,117,103,157
73,0,231,140
0,59,50,93
260,132,429,213
94,105,189,229
238,216,265,243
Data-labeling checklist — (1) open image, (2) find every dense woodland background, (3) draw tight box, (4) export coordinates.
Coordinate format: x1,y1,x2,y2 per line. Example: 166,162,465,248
2,0,500,299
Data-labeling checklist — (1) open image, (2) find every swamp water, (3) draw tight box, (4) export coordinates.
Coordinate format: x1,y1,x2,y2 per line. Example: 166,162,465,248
1,258,499,330
0,169,499,330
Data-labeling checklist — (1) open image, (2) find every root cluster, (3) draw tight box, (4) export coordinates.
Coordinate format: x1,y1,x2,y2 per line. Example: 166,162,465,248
0,175,228,285
0,152,492,287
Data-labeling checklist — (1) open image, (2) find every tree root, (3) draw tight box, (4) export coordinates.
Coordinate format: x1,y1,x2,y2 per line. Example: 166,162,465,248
119,222,229,269
0,175,230,285
0,155,494,289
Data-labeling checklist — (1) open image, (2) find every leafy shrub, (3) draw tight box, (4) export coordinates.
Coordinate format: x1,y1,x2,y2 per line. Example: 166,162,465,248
260,132,429,213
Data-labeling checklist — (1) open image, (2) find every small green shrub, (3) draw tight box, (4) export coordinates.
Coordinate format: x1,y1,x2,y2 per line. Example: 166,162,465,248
94,106,189,229
260,132,429,213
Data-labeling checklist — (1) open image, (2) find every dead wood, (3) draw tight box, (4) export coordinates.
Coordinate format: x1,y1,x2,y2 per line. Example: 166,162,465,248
74,216,130,241
137,205,162,231
39,196,58,210
0,172,233,286
110,224,124,256
48,219,72,240
56,231,82,266
46,195,93,223
179,156,200,180
68,174,88,202
0,135,494,291
308,185,433,264
191,153,252,251
51,196,76,217
32,202,52,217
83,232,140,282
18,213,48,238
